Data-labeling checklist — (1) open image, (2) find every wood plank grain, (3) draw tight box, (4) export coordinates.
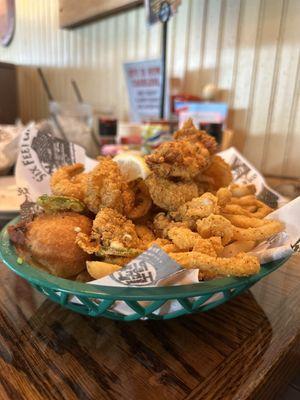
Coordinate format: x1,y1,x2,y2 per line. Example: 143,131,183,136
0,253,299,399
59,0,143,28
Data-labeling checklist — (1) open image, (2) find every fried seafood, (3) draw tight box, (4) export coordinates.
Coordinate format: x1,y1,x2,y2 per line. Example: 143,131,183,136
229,183,256,198
196,214,234,245
135,224,155,247
170,193,220,224
10,212,93,278
50,163,88,202
145,173,200,211
221,240,256,258
196,155,233,191
169,252,260,277
153,212,191,237
173,118,218,155
126,180,152,220
84,157,134,214
145,140,210,180
167,227,201,250
232,220,284,242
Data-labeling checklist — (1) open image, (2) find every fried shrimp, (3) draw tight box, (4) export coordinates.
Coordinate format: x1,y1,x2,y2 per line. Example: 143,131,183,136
169,252,260,277
196,214,234,245
50,163,88,202
145,173,199,211
84,157,134,214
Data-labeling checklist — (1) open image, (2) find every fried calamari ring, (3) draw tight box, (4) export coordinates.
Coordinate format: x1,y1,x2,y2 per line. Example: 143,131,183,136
126,180,152,220
145,173,199,211
222,214,267,228
169,252,260,277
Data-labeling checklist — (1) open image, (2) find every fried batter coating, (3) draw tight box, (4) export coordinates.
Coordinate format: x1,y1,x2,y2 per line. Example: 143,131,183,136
153,212,191,238
173,118,218,155
196,214,234,245
169,252,260,277
197,155,233,191
170,193,220,224
126,180,152,220
84,157,134,215
229,183,256,198
24,212,92,278
232,220,284,242
50,163,89,202
92,208,140,249
145,140,210,180
167,227,201,250
135,224,155,248
145,173,199,211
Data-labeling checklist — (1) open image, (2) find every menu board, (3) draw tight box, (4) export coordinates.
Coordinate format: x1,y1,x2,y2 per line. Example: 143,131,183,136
124,58,169,122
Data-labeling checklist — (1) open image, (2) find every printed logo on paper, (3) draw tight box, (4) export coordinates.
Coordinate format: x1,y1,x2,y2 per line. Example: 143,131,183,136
112,261,157,286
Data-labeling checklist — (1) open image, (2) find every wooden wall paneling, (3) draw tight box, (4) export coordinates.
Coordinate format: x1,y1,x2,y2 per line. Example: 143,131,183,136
170,0,190,85
230,0,261,151
283,56,300,177
262,0,300,175
200,0,222,89
184,0,206,95
217,0,241,104
243,0,284,171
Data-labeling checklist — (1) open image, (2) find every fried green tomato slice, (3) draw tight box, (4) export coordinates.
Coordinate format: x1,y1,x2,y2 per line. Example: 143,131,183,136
37,194,86,213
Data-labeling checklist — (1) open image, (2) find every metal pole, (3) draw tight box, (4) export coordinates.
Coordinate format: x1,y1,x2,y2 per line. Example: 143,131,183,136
160,20,168,119
159,1,171,119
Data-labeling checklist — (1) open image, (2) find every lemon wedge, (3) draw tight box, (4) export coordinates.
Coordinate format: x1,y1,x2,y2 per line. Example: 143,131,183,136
113,152,150,182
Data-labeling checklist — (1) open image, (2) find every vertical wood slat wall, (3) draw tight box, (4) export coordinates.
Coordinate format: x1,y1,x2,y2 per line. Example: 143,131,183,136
0,0,299,177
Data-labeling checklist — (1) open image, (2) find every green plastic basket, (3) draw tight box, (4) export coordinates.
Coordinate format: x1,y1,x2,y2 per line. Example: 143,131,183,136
0,218,290,321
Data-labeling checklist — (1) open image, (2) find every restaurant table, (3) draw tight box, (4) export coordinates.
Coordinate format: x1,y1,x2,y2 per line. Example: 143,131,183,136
0,254,299,400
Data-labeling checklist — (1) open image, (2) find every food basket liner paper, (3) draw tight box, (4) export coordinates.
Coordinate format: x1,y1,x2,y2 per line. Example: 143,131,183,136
15,124,300,316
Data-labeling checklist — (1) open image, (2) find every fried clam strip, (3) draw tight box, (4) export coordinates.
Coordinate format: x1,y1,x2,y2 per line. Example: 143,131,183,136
153,212,191,238
232,220,284,242
170,193,220,224
222,214,267,228
222,200,272,218
196,214,234,245
167,226,224,256
229,183,256,198
169,252,260,277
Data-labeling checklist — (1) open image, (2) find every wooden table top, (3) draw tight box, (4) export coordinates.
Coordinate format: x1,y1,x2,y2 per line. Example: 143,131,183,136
0,254,299,400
